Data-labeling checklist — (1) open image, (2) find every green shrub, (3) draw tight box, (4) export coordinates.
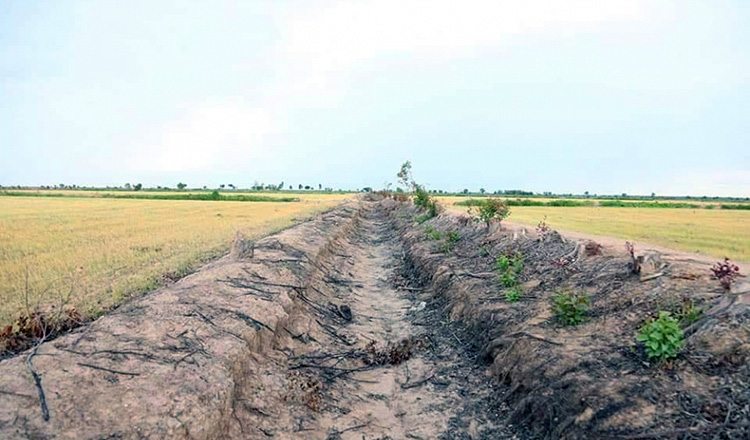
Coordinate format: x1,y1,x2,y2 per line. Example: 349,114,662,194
552,291,589,326
470,198,510,227
505,286,521,302
636,312,684,362
438,242,452,254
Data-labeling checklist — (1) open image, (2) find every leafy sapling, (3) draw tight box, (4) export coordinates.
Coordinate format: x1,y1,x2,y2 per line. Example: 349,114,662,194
552,291,589,326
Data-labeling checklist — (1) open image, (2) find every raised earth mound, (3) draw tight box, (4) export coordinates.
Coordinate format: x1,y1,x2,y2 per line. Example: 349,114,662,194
0,196,748,439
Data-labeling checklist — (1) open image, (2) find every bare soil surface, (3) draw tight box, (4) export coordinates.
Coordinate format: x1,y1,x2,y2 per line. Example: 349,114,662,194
1,196,748,439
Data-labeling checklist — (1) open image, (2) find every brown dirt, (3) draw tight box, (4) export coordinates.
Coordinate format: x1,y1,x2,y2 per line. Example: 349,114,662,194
0,196,748,439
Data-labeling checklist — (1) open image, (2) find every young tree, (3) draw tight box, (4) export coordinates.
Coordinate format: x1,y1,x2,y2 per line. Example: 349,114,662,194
397,160,413,188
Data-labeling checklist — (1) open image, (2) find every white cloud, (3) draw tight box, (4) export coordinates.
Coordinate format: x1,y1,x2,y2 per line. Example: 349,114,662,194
269,0,668,106
130,103,277,172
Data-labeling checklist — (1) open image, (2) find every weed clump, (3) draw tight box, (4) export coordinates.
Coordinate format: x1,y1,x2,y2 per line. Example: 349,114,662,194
495,252,524,297
552,290,589,326
447,231,460,243
636,312,684,362
424,226,442,240
505,286,522,303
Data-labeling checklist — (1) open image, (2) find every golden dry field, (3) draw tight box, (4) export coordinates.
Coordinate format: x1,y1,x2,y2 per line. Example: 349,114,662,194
443,199,750,261
0,193,352,326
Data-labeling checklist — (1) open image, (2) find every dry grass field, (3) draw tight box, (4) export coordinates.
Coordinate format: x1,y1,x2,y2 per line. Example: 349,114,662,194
0,193,352,327
444,199,750,261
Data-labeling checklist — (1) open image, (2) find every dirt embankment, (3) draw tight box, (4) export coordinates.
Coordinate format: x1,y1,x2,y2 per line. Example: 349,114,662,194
1,196,748,439
387,198,750,439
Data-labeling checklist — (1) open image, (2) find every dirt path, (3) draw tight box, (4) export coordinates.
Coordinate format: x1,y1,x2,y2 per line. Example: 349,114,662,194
237,202,513,439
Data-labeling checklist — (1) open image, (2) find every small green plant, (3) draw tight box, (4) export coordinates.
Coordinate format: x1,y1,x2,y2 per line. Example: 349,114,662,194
636,312,684,362
424,226,442,240
438,242,452,254
495,255,511,272
505,286,521,303
500,272,517,288
447,231,460,243
495,252,523,287
552,291,589,326
479,246,489,257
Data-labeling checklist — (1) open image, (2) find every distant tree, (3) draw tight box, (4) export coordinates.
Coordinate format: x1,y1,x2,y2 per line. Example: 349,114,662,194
278,181,284,190
651,192,656,198
298,184,303,190
133,183,143,191
621,193,627,197
318,183,322,190
59,183,65,189
289,185,292,190
304,185,311,190
202,186,207,190
177,182,187,190
124,183,131,190
229,184,236,190
362,187,372,192
220,184,225,189
480,188,485,194
462,189,469,194
584,191,589,198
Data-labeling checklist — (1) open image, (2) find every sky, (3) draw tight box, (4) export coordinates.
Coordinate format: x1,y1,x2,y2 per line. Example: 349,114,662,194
1,1,749,196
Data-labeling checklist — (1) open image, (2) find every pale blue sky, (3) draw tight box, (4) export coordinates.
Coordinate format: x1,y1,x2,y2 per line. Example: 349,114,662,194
2,1,749,196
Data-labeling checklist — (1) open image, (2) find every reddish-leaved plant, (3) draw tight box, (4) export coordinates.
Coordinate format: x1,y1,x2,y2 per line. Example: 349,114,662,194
711,258,741,290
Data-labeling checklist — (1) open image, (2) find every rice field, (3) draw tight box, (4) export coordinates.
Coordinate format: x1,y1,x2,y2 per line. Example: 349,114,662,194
0,193,352,326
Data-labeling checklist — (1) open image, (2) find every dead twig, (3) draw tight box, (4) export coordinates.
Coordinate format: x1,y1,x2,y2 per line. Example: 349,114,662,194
77,362,141,376
401,372,436,389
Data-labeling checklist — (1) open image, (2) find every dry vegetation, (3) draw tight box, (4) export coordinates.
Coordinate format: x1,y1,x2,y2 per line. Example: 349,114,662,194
0,193,352,327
